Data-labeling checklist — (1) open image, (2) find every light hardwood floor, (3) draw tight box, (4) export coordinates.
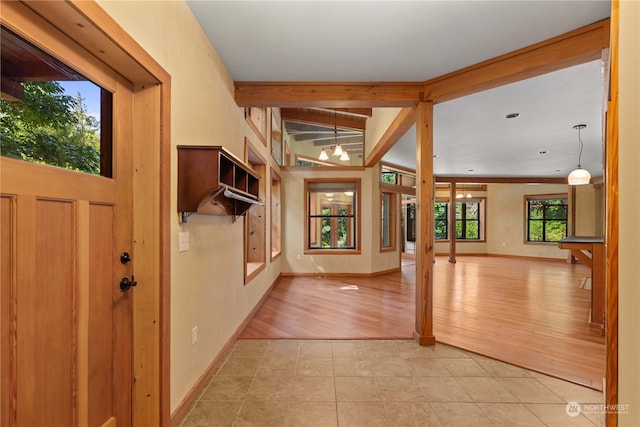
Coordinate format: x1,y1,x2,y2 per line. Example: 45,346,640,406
239,256,605,390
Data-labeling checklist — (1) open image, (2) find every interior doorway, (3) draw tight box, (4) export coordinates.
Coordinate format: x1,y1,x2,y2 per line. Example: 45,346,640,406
401,196,416,266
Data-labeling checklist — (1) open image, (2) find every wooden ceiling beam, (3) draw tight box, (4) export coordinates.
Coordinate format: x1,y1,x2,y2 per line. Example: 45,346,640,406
424,19,610,103
281,108,366,130
234,82,424,108
435,176,567,184
312,138,363,146
372,173,567,185
307,107,373,117
364,107,416,167
380,161,416,176
234,19,609,109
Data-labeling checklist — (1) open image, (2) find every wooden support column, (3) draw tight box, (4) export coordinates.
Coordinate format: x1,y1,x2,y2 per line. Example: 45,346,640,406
414,101,436,345
449,183,457,263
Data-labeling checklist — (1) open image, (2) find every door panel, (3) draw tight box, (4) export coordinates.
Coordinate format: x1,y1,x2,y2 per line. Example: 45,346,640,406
1,196,15,427
16,198,75,425
1,120,133,427
0,16,134,427
88,203,116,426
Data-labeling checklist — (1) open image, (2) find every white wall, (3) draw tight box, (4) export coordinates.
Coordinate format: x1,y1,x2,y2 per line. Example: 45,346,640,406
364,108,401,159
486,184,569,259
97,1,281,413
575,183,603,236
282,165,400,275
433,183,592,259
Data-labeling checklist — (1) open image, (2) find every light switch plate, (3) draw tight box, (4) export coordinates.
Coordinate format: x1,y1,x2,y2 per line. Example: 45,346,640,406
179,232,189,252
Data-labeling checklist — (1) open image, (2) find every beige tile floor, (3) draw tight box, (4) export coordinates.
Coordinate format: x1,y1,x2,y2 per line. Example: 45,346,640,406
179,340,604,427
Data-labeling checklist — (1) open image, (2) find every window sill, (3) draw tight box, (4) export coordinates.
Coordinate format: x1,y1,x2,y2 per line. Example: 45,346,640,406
304,249,361,255
245,262,265,284
523,241,561,246
270,250,282,262
436,239,486,243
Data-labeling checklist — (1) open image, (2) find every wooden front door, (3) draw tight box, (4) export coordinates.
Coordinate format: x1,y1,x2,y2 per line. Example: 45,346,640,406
1,8,135,426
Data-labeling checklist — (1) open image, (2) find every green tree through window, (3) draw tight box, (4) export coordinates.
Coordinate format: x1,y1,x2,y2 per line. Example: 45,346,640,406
1,82,102,175
527,197,568,242
0,26,110,176
381,172,397,184
432,201,481,240
456,201,480,239
435,202,448,240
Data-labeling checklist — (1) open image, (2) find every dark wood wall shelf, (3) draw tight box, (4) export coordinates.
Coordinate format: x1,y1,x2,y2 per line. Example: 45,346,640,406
178,146,262,222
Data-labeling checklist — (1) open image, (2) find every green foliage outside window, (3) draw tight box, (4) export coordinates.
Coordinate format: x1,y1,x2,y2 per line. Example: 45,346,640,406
1,81,101,175
456,202,480,239
381,172,397,184
435,202,448,240
337,208,349,247
406,200,481,242
527,198,567,242
321,207,332,247
319,208,351,248
431,201,481,240
308,181,357,250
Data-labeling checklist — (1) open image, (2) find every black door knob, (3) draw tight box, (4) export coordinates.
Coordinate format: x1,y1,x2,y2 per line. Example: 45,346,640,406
120,276,137,292
120,252,132,264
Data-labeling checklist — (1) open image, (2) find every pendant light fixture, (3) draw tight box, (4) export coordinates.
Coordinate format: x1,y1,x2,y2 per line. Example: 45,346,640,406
332,109,344,157
340,150,350,161
318,149,329,161
567,124,591,185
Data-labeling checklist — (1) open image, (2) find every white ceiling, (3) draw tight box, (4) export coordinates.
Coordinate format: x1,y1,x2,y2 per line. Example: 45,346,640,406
187,0,611,178
385,60,605,178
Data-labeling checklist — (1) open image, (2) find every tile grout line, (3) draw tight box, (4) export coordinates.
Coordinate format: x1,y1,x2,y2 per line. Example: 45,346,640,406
179,339,604,427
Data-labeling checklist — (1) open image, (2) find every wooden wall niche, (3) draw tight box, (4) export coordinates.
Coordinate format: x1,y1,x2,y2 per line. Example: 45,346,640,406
177,146,263,222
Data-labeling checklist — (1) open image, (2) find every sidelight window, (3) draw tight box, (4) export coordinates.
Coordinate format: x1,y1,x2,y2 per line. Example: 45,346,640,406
381,192,397,251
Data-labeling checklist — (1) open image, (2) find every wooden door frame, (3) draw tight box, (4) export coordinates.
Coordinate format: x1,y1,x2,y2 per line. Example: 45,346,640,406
1,2,172,425
605,2,619,426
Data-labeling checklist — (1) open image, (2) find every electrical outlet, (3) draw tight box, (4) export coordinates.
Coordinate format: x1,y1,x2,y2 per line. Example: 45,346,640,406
191,325,198,344
179,232,189,252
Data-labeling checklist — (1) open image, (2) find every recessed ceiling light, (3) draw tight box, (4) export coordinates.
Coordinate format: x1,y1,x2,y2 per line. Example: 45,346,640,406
505,113,520,119
538,150,549,155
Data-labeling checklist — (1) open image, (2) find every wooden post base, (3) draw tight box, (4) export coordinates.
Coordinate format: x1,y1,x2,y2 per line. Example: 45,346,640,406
413,331,436,346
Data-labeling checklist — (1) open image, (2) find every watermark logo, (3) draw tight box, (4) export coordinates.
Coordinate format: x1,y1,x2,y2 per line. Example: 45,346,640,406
565,402,630,417
566,401,582,417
